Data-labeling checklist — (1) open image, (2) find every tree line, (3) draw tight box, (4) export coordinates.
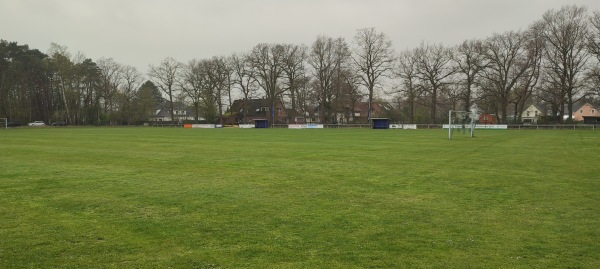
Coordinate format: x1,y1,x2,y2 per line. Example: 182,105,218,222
2,5,600,125
0,42,163,125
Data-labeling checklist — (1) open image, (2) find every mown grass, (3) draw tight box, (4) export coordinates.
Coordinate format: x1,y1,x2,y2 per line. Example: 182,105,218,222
0,127,599,268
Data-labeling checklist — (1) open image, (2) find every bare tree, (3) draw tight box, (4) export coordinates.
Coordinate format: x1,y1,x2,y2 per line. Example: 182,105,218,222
586,66,600,104
296,76,316,122
511,25,544,122
282,44,308,123
351,28,395,122
198,59,219,123
480,31,535,123
453,39,486,112
96,57,123,125
443,81,465,112
338,70,362,123
180,59,206,123
586,11,600,103
395,48,422,123
539,5,589,122
590,11,600,59
414,42,455,123
248,43,286,124
120,65,142,125
477,78,501,117
148,57,182,123
309,36,350,123
229,52,257,123
205,56,230,124
331,39,354,123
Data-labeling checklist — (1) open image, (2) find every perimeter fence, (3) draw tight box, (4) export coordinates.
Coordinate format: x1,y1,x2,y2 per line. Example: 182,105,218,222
149,123,599,130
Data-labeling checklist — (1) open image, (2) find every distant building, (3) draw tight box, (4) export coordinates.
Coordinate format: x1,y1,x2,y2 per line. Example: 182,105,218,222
479,114,498,124
152,102,202,122
225,99,395,124
573,103,600,122
225,99,287,124
521,104,543,124
348,102,395,123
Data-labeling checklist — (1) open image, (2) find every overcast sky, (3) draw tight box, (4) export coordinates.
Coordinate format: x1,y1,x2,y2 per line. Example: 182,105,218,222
2,0,600,74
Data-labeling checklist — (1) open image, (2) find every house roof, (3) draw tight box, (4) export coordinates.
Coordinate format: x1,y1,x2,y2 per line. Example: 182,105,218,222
157,101,189,110
575,102,596,111
525,104,542,111
229,99,285,117
231,99,270,109
353,102,393,113
154,102,201,118
155,109,170,117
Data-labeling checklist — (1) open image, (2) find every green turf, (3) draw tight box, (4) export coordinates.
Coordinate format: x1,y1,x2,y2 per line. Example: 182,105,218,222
0,127,599,268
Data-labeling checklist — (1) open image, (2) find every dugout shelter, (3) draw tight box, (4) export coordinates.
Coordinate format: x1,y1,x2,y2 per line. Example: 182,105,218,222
371,118,390,129
254,119,269,128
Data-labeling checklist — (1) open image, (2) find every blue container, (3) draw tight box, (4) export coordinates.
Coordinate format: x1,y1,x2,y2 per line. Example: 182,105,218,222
372,118,390,129
254,119,269,128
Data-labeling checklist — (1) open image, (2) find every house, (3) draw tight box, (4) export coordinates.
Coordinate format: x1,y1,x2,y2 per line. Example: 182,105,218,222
304,101,396,124
573,103,600,122
349,102,395,123
225,98,288,124
479,114,498,124
152,102,202,122
521,104,543,124
285,107,317,123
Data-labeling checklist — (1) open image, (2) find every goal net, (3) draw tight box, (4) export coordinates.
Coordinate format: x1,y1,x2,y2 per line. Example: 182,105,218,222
0,118,6,130
448,110,478,140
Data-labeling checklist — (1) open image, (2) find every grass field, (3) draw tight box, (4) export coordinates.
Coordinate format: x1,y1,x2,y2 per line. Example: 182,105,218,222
0,127,599,268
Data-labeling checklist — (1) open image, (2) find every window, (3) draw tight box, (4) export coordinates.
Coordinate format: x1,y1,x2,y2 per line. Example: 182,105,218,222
593,109,596,114
526,111,530,117
581,110,583,113
261,107,270,112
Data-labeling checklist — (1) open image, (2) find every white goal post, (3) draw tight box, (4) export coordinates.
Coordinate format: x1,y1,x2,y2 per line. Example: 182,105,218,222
448,109,479,140
0,118,7,130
